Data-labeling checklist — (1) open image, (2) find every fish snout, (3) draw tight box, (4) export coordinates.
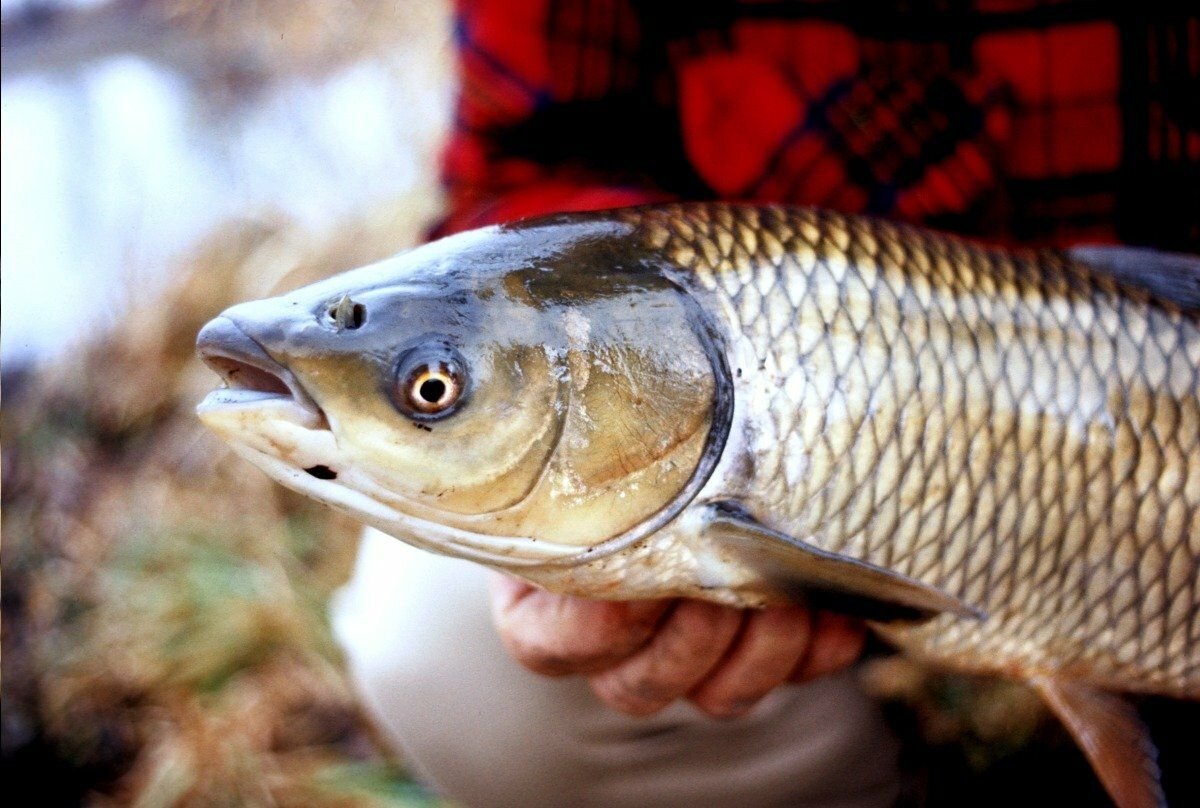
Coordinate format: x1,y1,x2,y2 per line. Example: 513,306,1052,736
196,316,323,422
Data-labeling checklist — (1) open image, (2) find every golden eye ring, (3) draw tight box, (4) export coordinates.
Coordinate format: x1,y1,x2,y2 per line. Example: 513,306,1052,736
405,364,461,414
391,343,468,420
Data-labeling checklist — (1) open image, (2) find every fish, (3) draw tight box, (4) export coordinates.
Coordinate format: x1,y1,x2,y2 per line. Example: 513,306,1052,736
196,203,1199,808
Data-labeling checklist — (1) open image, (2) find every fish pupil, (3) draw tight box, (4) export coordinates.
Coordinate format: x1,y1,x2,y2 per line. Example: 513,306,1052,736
419,378,447,403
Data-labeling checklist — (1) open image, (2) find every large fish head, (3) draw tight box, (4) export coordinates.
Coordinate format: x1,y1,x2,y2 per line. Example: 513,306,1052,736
196,215,732,570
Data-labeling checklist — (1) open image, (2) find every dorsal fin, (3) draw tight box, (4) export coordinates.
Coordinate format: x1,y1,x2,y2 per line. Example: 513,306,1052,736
1068,245,1200,311
1032,676,1165,808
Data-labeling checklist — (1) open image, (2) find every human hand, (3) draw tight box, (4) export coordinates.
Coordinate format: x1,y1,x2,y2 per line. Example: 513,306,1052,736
488,574,867,719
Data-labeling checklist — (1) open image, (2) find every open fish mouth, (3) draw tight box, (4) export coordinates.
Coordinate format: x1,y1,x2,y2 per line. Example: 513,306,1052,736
196,316,329,432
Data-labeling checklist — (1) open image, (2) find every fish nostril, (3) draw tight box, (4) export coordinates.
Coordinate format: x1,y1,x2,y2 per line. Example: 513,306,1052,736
328,295,366,331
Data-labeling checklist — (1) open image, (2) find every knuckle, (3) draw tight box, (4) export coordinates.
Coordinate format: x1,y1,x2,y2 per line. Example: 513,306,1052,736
795,617,867,680
559,641,622,671
691,671,782,718
828,631,866,670
586,608,646,653
500,625,588,675
498,605,636,674
693,694,758,720
565,620,651,669
768,605,813,635
675,601,740,634
516,635,618,675
506,634,571,674
623,668,685,703
660,603,741,657
590,673,670,716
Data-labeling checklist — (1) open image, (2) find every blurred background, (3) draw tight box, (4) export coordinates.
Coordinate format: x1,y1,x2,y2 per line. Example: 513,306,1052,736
2,0,453,366
3,0,455,804
2,2,1197,807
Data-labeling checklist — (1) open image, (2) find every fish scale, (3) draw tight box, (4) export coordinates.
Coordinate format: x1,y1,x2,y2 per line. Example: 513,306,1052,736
625,203,1200,697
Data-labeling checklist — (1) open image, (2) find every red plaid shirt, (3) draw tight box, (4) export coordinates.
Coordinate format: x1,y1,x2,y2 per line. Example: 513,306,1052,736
438,0,1199,251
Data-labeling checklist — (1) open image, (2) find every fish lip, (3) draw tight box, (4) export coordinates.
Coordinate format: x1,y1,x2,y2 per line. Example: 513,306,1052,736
196,315,329,429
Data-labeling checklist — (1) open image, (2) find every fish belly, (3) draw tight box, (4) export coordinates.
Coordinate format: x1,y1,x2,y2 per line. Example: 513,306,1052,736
628,204,1200,697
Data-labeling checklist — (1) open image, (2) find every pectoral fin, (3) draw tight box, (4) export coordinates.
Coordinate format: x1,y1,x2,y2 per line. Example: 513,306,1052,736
700,502,983,622
1032,676,1164,808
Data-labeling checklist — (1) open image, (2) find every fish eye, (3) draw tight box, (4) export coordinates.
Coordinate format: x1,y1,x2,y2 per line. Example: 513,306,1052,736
407,365,459,412
393,345,467,419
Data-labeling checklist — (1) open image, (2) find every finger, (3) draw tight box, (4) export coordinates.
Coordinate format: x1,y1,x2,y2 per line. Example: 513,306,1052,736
587,600,744,716
488,574,670,676
687,605,813,718
789,611,867,682
487,572,538,612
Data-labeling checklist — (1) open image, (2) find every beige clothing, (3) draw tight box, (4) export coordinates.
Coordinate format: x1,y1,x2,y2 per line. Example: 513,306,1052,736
333,529,901,808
